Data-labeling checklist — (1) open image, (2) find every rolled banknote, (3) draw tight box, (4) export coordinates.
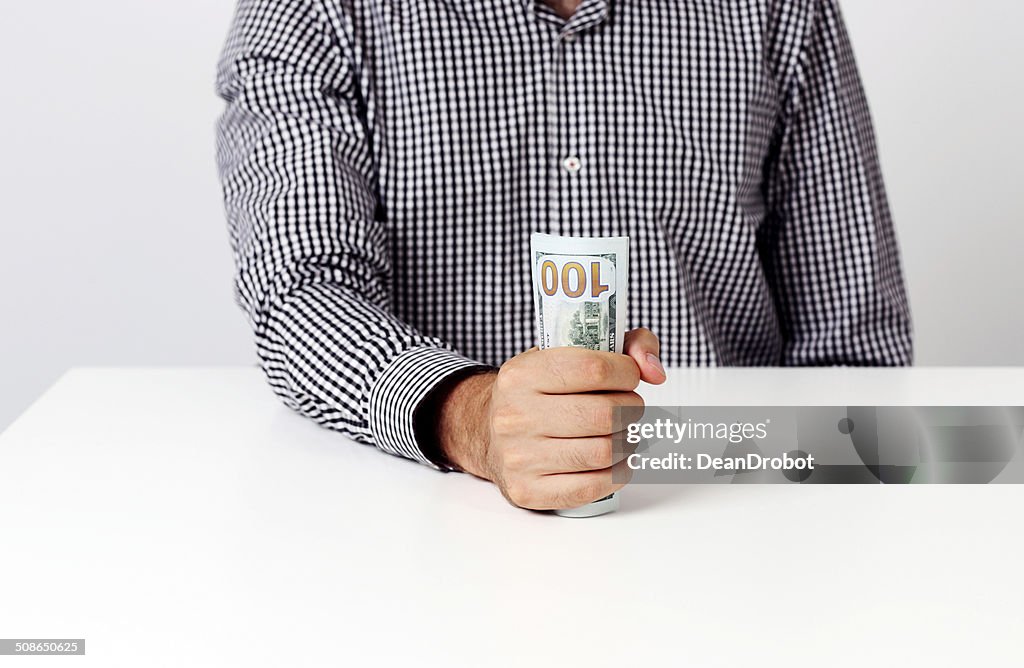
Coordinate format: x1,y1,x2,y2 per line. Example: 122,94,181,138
530,233,629,518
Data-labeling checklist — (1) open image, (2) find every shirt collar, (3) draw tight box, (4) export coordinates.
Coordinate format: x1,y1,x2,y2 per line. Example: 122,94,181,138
527,0,611,36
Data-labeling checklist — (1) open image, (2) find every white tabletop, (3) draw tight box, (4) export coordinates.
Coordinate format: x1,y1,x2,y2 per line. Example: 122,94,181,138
1,367,1022,667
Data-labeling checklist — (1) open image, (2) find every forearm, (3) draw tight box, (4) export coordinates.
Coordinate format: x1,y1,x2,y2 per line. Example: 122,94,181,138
250,280,489,465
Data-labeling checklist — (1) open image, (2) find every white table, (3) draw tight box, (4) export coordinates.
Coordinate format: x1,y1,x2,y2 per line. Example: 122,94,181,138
1,367,1022,667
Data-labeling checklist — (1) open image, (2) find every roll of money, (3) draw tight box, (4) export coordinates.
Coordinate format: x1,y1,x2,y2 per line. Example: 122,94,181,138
530,233,629,518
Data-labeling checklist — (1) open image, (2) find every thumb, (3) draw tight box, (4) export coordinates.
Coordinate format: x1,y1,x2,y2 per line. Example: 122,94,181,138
623,328,667,385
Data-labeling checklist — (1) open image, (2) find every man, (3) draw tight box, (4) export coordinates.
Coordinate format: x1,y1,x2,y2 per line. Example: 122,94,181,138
216,0,912,510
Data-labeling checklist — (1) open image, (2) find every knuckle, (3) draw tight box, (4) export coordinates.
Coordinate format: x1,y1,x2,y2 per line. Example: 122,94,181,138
490,404,523,437
501,445,531,472
504,480,536,509
591,401,616,433
578,355,611,386
496,362,524,389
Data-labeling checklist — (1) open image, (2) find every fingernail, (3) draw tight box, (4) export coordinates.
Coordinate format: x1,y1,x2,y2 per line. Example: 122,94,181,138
646,353,665,376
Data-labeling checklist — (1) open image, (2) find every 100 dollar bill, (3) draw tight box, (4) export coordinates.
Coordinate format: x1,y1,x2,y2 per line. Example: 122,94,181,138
530,233,630,518
530,234,629,355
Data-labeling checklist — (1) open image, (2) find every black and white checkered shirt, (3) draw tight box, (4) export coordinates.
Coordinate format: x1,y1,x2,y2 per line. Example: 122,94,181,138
216,0,913,468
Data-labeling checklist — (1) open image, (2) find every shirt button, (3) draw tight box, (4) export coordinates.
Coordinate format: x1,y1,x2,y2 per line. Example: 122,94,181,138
563,156,582,174
562,33,576,43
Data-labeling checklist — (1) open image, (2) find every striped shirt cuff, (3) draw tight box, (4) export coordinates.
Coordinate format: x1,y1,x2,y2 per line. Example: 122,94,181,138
369,346,489,470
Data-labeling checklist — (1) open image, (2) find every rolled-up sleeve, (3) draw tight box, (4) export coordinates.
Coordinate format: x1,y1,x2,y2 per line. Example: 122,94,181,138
215,0,487,467
762,0,914,366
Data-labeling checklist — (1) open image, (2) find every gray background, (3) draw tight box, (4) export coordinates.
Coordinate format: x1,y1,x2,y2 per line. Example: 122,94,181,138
2,0,1022,431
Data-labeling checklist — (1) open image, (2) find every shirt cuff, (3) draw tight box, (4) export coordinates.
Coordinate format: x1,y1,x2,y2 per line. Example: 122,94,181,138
368,346,490,470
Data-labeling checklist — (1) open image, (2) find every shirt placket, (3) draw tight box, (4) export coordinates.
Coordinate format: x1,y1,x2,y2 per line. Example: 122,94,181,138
534,0,608,236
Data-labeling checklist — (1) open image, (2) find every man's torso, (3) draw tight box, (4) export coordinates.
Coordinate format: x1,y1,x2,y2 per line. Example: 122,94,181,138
326,0,811,366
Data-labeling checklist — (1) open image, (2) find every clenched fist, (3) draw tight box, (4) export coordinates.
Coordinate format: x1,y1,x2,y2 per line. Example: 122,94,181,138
435,328,666,510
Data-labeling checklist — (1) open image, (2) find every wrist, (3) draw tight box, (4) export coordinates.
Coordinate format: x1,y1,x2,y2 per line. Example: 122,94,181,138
436,371,496,479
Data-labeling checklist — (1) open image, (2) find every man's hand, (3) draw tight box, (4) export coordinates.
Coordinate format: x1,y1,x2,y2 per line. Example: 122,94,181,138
437,328,666,510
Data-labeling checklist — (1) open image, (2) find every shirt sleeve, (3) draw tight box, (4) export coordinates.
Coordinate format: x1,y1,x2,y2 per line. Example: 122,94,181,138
215,0,489,468
762,0,914,366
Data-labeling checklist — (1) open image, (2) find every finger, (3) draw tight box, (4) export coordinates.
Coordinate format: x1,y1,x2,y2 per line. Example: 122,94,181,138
533,459,634,510
525,347,641,394
539,432,639,474
538,392,645,438
623,328,666,385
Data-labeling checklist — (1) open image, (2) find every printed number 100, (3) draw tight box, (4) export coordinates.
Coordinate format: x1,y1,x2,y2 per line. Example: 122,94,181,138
539,260,610,299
